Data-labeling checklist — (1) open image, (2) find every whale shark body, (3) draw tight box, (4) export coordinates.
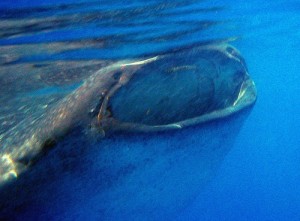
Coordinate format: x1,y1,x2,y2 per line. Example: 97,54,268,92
0,44,256,219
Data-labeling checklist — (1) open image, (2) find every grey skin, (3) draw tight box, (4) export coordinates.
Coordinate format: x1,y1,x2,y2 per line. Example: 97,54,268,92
0,44,256,186
0,58,151,184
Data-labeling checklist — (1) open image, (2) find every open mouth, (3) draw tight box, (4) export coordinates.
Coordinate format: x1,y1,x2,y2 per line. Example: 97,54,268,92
96,44,257,133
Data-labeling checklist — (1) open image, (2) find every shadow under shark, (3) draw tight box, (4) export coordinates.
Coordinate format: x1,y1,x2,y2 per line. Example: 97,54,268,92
0,44,256,220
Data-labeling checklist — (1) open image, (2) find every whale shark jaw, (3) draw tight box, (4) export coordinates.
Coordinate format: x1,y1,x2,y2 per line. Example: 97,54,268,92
96,44,257,133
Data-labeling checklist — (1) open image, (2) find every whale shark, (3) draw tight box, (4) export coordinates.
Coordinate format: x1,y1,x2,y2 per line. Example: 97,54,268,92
0,43,256,219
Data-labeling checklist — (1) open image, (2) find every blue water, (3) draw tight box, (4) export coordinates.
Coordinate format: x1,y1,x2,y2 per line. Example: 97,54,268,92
175,4,300,220
0,0,299,220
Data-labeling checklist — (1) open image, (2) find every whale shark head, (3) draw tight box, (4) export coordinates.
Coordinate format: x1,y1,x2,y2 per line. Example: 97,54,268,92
0,43,257,219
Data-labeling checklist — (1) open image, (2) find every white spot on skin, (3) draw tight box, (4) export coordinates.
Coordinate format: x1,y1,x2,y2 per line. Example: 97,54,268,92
1,154,18,182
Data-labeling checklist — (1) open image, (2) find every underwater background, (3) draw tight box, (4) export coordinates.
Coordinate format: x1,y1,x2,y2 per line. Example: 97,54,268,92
0,0,299,220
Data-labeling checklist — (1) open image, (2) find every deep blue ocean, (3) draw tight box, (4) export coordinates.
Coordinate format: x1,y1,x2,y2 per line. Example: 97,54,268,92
0,0,299,220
